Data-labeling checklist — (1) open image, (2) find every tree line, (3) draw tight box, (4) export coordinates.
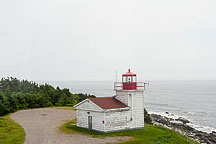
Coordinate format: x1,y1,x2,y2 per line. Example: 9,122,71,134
0,77,95,116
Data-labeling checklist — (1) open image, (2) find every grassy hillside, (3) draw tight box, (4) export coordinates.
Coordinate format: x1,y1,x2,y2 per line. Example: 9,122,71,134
61,119,199,144
0,114,25,144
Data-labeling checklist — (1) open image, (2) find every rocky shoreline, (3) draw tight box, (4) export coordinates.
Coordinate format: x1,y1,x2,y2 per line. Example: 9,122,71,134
150,113,216,144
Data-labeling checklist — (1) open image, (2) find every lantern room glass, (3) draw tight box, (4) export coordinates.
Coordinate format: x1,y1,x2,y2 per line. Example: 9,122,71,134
122,76,137,83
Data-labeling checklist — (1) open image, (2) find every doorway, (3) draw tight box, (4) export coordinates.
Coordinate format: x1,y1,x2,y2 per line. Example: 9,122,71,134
88,116,92,130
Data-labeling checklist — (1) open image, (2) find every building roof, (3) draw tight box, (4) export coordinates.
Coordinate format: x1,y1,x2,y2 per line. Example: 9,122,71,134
122,69,136,76
89,97,128,109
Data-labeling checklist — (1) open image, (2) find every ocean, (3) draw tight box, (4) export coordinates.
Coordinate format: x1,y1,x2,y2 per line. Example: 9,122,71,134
40,80,216,133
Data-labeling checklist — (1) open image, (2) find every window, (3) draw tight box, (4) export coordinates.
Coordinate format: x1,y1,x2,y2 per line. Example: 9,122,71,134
123,76,126,82
128,77,131,82
132,76,136,82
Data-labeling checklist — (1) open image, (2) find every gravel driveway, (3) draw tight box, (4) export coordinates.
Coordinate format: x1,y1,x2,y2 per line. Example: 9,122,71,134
11,108,130,144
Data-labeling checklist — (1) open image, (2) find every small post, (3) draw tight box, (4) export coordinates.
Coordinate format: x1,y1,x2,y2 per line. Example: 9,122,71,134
115,69,118,82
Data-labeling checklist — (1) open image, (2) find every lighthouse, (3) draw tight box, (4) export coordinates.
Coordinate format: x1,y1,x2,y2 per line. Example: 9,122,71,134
75,69,147,132
114,69,146,128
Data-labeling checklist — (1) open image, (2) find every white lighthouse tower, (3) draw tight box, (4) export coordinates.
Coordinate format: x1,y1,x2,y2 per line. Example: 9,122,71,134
114,69,147,129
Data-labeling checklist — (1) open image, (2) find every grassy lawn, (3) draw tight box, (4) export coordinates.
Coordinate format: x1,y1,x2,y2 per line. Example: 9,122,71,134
61,119,199,144
44,106,76,111
0,114,25,144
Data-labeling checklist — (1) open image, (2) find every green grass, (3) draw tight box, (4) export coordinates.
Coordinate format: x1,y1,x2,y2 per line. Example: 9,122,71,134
61,119,199,144
0,114,25,144
44,106,76,111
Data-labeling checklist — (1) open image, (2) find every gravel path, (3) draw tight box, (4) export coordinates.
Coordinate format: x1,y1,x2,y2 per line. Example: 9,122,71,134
11,108,130,144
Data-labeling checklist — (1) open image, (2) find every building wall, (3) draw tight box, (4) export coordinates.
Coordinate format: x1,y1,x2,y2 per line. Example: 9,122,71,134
116,90,144,128
104,110,130,132
75,99,102,111
76,109,105,132
114,93,129,105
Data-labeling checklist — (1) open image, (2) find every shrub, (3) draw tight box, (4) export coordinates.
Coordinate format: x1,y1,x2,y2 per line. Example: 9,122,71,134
144,108,152,124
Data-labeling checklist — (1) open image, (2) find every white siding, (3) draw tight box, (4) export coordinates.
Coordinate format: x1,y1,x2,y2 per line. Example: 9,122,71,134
115,92,129,105
116,91,144,129
75,99,102,112
104,110,130,132
77,109,105,132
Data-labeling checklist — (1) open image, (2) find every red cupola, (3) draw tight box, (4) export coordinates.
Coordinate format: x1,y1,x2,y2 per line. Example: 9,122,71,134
122,69,137,90
114,69,146,91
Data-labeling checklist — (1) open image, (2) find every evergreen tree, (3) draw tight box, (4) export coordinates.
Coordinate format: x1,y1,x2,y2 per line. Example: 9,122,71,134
0,77,95,116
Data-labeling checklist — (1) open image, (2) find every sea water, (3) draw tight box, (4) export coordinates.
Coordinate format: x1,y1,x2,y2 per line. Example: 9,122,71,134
40,80,216,133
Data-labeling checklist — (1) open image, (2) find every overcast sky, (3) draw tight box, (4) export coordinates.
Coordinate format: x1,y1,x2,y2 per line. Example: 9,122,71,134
0,0,216,81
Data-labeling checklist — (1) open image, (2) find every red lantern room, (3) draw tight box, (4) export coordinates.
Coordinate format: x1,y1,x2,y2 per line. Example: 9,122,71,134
122,69,137,90
114,69,147,91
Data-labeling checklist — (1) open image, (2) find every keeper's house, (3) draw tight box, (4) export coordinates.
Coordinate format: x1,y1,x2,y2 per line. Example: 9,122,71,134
74,69,147,132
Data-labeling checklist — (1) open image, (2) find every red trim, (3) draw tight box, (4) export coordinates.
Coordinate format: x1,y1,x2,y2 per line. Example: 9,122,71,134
122,69,136,76
122,72,136,76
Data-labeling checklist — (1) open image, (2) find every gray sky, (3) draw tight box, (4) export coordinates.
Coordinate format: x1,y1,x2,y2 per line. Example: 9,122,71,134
0,0,216,81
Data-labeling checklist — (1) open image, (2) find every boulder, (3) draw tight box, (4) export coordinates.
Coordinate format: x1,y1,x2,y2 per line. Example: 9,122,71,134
150,114,170,126
176,117,190,124
211,131,216,135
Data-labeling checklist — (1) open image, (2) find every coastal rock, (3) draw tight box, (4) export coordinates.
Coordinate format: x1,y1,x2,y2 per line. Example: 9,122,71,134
170,118,174,121
176,117,190,124
173,123,194,132
150,113,216,144
211,131,216,135
151,114,171,126
150,114,161,120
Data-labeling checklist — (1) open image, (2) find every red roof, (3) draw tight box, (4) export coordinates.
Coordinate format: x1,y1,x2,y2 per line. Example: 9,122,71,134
122,69,136,76
89,97,128,109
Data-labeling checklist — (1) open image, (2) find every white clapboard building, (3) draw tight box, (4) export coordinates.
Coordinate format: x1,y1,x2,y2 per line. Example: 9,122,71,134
74,69,147,132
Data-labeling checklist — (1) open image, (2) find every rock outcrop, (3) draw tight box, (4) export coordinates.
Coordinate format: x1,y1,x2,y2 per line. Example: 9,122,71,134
151,114,216,144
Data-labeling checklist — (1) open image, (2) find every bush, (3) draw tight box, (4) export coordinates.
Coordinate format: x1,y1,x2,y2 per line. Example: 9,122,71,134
0,77,96,116
144,108,152,124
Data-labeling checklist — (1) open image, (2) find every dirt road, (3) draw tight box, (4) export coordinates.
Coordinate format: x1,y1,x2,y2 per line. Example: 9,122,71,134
11,108,130,144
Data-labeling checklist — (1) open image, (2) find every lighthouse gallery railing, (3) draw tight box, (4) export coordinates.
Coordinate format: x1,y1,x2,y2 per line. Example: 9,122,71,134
114,82,148,91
